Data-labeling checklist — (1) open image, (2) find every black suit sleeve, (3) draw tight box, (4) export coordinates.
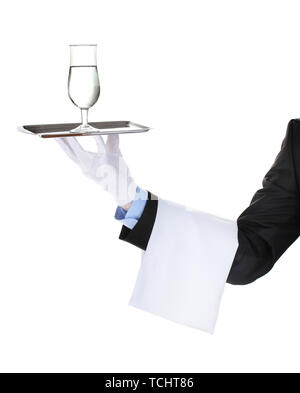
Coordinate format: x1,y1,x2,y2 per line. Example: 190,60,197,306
227,119,300,284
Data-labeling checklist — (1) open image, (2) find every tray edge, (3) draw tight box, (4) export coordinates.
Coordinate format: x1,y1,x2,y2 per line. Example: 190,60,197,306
17,121,151,138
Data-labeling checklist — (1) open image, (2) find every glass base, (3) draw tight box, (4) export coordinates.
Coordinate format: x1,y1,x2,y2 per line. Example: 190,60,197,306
70,124,100,133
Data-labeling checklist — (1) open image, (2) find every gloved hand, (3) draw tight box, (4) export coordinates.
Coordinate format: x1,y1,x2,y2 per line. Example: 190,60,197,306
56,135,137,206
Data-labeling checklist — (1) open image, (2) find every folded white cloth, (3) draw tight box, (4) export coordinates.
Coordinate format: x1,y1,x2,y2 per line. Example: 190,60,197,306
130,199,238,333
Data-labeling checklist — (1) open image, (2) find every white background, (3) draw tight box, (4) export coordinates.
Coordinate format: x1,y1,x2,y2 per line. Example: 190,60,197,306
1,0,300,372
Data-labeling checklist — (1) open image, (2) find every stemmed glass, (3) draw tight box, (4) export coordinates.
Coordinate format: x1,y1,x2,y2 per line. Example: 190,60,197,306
68,44,100,132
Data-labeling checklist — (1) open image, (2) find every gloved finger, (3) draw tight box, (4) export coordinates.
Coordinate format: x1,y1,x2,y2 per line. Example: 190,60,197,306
93,135,106,154
56,138,79,163
65,137,85,157
106,134,120,154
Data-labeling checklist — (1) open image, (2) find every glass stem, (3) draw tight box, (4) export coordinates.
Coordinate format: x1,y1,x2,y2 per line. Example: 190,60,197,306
81,109,89,128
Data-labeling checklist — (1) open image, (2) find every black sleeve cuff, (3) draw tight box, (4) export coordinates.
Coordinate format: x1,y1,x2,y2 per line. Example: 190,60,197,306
119,191,158,250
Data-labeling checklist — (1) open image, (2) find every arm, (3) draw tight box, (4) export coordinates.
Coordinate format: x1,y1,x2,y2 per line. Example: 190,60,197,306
228,119,300,284
117,120,300,286
57,121,300,332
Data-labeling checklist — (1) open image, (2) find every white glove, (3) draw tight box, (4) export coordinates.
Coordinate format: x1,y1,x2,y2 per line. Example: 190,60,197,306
56,135,137,206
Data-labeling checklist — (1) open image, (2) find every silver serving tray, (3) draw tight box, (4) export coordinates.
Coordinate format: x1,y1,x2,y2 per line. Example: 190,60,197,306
18,121,150,138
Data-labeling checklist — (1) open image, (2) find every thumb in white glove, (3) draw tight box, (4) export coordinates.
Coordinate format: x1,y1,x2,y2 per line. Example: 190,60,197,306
56,134,137,206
